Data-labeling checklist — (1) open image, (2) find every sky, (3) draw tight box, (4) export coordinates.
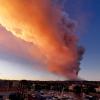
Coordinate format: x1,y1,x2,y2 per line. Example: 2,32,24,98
65,0,100,81
78,0,100,81
0,0,100,81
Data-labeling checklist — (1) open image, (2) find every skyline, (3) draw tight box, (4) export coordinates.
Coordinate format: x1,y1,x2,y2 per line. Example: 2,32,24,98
0,0,100,81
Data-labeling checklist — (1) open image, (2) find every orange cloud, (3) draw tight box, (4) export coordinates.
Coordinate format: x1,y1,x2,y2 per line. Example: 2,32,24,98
0,26,44,62
0,0,84,79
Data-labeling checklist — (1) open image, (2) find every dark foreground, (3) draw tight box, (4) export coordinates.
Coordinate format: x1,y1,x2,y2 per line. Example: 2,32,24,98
0,80,100,100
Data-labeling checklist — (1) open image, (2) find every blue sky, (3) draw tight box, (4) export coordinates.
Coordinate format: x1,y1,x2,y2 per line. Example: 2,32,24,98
65,0,100,80
80,0,100,81
0,0,100,81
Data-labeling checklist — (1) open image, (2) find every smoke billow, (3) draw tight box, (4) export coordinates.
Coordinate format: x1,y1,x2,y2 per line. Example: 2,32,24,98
0,0,84,79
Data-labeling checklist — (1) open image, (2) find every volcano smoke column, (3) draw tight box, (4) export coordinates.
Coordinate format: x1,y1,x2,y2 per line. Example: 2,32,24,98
0,0,84,79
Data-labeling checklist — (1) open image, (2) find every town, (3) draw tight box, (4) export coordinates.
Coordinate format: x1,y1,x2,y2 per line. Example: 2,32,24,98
0,80,100,100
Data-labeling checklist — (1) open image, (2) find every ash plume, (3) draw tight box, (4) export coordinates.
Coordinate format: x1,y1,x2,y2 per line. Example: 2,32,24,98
0,0,84,79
